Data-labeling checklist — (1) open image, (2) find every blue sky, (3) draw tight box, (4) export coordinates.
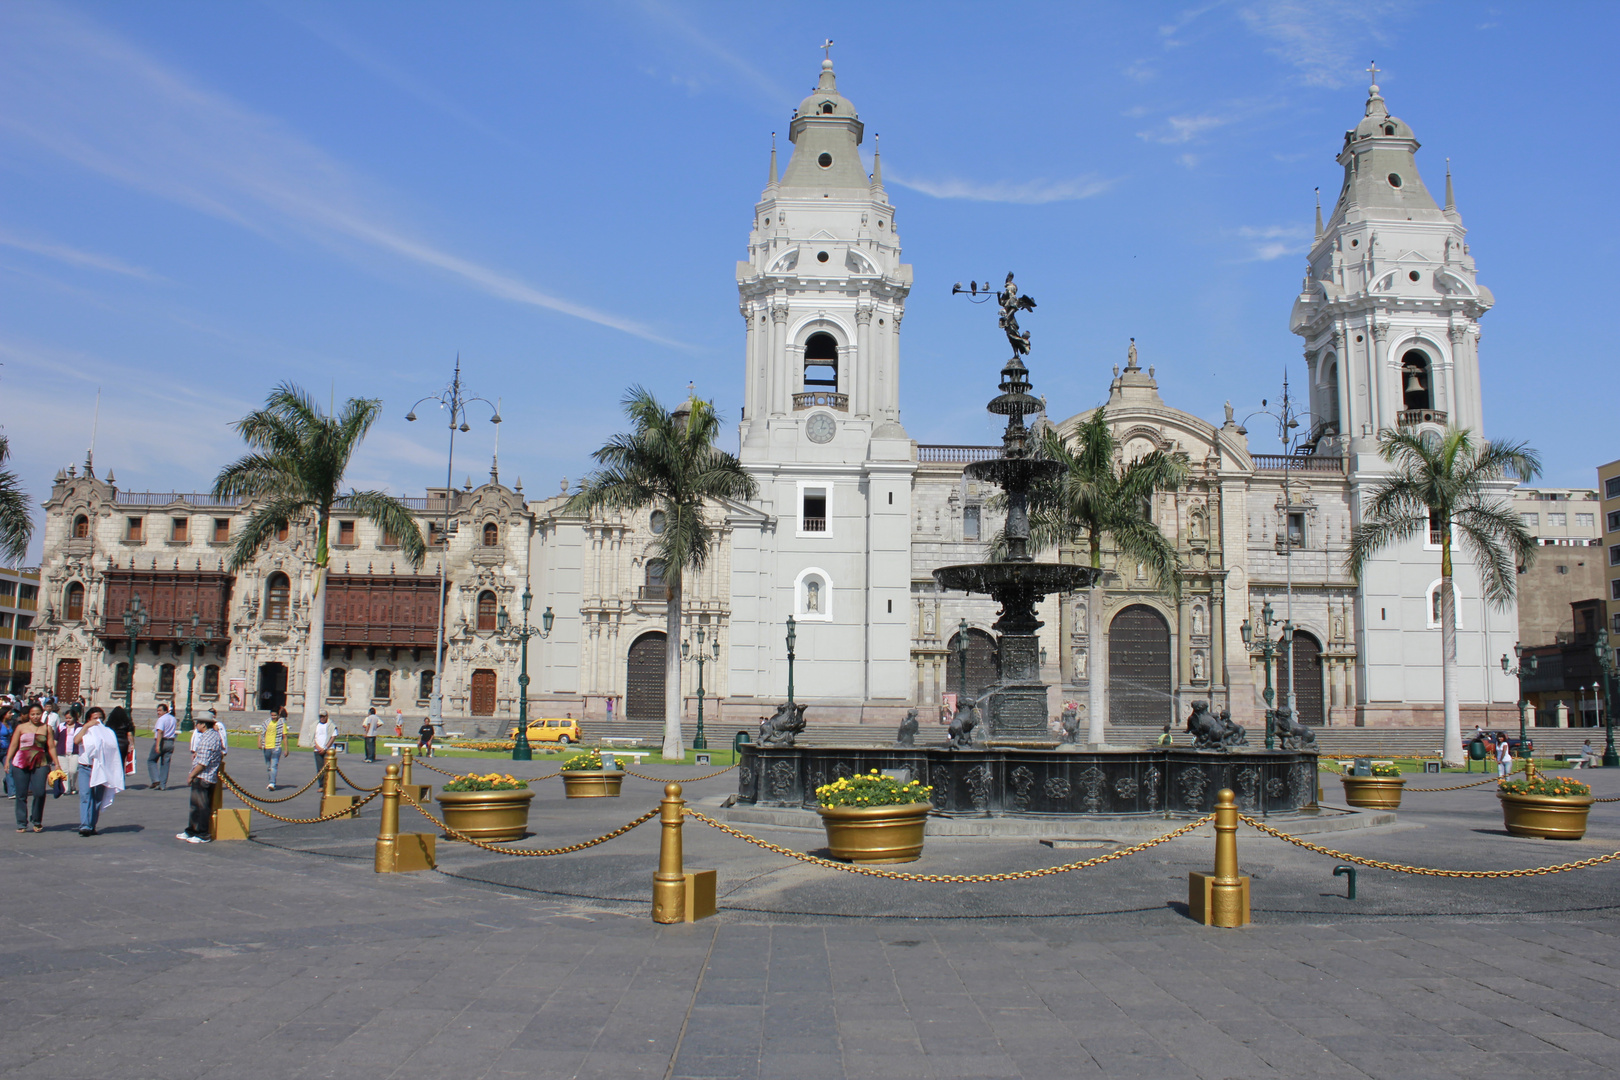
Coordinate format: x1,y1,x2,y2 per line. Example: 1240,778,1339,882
1,1,1615,561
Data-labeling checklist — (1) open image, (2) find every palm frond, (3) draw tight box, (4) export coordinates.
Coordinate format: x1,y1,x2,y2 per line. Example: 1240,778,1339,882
1455,497,1536,605
344,490,428,568
227,497,308,572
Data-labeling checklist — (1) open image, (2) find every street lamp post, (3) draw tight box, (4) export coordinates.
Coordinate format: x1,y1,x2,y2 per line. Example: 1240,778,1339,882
120,594,148,715
785,616,797,705
682,627,720,751
1596,630,1619,767
1240,601,1291,750
497,585,552,762
406,356,501,733
1500,644,1538,767
174,612,214,733
1239,375,1306,718
955,618,970,715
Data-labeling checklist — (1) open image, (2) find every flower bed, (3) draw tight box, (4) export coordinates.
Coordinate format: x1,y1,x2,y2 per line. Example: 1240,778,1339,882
435,773,533,841
441,772,529,792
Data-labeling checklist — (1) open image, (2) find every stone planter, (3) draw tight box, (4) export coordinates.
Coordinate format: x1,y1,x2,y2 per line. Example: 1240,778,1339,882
435,788,534,842
1339,775,1405,810
561,770,624,798
818,802,931,864
1499,791,1594,840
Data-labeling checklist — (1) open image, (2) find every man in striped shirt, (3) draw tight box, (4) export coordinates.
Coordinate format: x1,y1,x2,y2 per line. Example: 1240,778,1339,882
179,717,223,844
260,710,286,790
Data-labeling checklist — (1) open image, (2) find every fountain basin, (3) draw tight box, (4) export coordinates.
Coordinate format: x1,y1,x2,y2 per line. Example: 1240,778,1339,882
933,561,1101,596
739,744,1320,817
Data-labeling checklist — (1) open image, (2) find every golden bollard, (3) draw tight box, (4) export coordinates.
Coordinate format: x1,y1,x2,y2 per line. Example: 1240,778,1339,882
318,746,358,819
652,782,716,924
1188,788,1250,928
210,775,251,841
374,763,435,873
399,746,431,803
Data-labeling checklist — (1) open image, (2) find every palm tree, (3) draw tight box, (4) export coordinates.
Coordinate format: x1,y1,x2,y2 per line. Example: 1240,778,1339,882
214,384,426,746
568,387,757,760
0,435,33,566
1347,427,1539,766
1021,409,1187,743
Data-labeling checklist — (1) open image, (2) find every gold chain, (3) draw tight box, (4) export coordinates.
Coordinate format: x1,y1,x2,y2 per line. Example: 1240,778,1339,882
1238,814,1620,877
682,809,1214,882
218,770,321,804
398,791,658,856
222,775,380,823
334,764,383,793
1403,775,1503,792
413,758,459,777
623,764,739,784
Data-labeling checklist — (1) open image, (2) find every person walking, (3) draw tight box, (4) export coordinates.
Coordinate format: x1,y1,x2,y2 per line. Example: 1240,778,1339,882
75,707,124,836
179,716,224,844
1496,733,1513,778
105,706,135,778
148,703,178,790
416,716,435,758
0,707,13,797
393,707,404,739
8,702,60,832
260,709,285,790
312,712,337,769
362,707,381,763
53,708,82,795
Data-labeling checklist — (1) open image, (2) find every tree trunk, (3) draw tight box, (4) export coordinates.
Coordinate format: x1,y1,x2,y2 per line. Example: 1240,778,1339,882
299,562,327,748
1439,560,1463,767
663,579,684,761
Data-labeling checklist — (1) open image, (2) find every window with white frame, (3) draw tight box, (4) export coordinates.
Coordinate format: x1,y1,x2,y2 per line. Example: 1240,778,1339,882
1549,513,1567,527
1608,477,1620,499
1610,545,1620,567
1521,513,1539,528
1611,580,1620,602
796,481,832,536
963,505,981,541
1577,513,1595,529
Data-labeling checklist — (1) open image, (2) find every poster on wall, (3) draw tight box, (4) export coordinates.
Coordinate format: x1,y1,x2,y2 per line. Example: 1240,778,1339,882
228,678,247,711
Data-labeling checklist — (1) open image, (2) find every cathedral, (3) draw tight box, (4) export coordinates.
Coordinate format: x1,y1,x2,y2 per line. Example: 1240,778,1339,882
29,59,1521,731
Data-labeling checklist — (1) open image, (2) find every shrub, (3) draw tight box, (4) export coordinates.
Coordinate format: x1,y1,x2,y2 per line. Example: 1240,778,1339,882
448,740,515,752
1500,774,1591,798
441,772,528,792
817,769,932,809
562,748,605,771
1369,763,1402,778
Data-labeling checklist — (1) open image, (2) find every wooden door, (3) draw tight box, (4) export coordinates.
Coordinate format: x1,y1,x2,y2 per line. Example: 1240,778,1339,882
55,658,81,701
626,633,666,721
1109,605,1172,725
945,629,1000,703
1287,631,1325,726
470,669,497,716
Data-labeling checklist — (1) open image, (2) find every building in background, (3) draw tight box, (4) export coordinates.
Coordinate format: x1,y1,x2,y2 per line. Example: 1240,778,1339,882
0,567,40,696
1602,460,1620,637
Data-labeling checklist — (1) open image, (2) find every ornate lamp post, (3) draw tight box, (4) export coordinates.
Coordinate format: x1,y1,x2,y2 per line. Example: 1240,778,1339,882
1240,601,1291,750
406,356,501,731
955,618,970,716
120,594,148,715
1596,629,1618,767
785,616,797,705
174,612,214,733
1500,644,1538,766
497,585,552,762
682,626,720,751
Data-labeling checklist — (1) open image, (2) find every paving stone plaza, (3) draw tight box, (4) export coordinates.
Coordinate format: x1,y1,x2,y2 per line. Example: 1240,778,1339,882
6,752,1620,1080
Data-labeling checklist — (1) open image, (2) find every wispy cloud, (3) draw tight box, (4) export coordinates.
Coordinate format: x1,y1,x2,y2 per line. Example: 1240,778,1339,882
1138,114,1235,145
1237,1,1400,88
0,4,687,349
887,170,1117,205
631,0,791,110
0,228,165,281
1236,224,1310,261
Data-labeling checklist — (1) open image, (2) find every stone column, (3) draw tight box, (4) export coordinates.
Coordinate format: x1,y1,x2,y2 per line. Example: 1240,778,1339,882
1210,583,1226,709
855,305,873,418
1178,592,1193,690
770,302,790,416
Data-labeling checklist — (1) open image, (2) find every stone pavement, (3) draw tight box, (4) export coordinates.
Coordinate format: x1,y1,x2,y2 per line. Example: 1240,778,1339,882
5,752,1620,1079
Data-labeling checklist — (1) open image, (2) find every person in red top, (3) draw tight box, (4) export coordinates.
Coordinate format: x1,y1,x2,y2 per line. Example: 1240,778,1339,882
8,702,61,832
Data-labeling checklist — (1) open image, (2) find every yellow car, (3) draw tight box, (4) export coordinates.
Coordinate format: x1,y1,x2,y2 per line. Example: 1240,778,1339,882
510,717,583,744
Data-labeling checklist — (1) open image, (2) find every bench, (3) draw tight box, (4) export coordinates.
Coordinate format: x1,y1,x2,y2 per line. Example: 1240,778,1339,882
603,751,650,764
602,737,643,748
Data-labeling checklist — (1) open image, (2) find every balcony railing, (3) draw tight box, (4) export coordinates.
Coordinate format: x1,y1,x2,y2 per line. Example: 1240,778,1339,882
793,392,848,411
802,517,827,532
917,445,1001,464
1251,454,1345,474
114,492,244,507
638,585,668,601
1396,409,1448,428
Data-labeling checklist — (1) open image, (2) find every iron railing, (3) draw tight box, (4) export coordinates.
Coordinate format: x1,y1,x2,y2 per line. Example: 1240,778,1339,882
917,445,1001,464
1250,454,1344,474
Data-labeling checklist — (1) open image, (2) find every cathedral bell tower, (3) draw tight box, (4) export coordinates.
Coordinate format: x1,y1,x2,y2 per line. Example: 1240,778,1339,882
727,57,916,715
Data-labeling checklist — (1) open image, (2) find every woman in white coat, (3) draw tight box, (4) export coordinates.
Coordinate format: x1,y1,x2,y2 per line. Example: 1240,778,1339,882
75,706,125,836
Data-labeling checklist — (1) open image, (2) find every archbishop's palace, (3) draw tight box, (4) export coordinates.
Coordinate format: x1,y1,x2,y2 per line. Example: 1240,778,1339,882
29,60,1520,732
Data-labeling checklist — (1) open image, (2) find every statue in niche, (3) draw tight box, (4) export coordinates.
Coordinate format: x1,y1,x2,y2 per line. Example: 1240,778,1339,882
805,579,821,613
1192,606,1205,636
1074,600,1087,626
1072,649,1088,682
1192,651,1206,682
1189,509,1205,540
1333,615,1344,641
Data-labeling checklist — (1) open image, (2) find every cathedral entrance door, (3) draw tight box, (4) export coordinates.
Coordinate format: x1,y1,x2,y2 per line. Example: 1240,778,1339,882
626,632,667,722
470,669,497,716
258,663,287,713
1108,605,1172,726
1287,631,1325,726
55,658,81,701
945,628,1000,708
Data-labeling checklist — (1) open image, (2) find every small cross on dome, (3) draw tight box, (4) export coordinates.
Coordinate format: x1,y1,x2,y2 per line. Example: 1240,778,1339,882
822,38,834,59
1366,60,1381,89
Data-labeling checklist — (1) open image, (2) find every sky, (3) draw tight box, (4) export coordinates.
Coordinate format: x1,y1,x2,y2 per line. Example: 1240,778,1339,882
1,1,1616,563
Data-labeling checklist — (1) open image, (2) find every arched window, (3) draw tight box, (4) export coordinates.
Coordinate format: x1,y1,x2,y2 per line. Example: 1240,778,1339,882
476,591,497,631
158,663,175,695
114,662,131,693
1323,359,1341,432
419,671,434,700
73,515,89,538
329,668,347,698
374,669,391,700
202,665,220,696
266,573,290,621
482,522,499,547
275,523,289,542
644,560,667,601
1401,349,1432,412
65,582,84,621
803,331,839,390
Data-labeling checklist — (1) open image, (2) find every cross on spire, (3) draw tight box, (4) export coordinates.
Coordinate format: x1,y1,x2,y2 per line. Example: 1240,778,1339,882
822,38,834,59
1366,60,1380,88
